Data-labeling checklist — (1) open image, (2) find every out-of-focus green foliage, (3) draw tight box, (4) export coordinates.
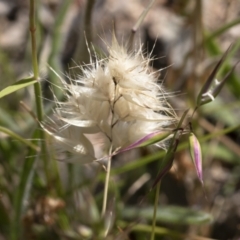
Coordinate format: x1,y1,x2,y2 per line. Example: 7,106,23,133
0,0,240,240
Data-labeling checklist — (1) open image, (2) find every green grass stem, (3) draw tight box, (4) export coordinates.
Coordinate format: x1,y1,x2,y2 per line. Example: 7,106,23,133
101,145,113,219
29,0,49,182
150,181,161,240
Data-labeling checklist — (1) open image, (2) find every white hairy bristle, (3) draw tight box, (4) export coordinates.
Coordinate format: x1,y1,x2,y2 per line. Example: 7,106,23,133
44,38,177,163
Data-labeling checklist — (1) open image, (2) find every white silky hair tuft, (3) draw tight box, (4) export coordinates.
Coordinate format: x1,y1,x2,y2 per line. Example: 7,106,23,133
44,37,177,163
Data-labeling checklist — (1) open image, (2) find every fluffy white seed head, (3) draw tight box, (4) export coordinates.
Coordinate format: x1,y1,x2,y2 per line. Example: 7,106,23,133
45,39,177,163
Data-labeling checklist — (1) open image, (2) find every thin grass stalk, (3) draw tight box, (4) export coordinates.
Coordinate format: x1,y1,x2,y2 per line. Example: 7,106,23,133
48,0,72,98
75,0,96,65
150,181,161,240
49,137,64,196
84,0,95,44
127,0,156,50
29,0,39,79
29,0,49,181
102,144,113,218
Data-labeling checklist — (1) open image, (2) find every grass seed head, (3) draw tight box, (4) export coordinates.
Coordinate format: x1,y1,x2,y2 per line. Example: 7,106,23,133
45,38,177,163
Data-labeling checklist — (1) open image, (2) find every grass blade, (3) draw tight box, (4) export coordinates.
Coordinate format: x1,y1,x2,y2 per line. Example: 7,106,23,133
10,129,39,240
0,126,39,151
0,77,37,99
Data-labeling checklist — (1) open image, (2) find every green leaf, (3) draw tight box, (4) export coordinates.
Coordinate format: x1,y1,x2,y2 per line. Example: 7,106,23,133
0,77,37,98
122,205,213,225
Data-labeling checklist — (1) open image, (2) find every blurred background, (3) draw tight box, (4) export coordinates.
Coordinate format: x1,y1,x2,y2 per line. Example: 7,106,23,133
0,0,240,239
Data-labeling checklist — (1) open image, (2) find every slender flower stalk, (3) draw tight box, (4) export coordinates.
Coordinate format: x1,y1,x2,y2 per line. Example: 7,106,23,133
102,144,112,217
29,0,49,181
151,181,161,240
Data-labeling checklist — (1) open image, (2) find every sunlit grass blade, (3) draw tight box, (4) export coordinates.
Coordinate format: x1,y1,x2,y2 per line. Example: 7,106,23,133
0,77,37,99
